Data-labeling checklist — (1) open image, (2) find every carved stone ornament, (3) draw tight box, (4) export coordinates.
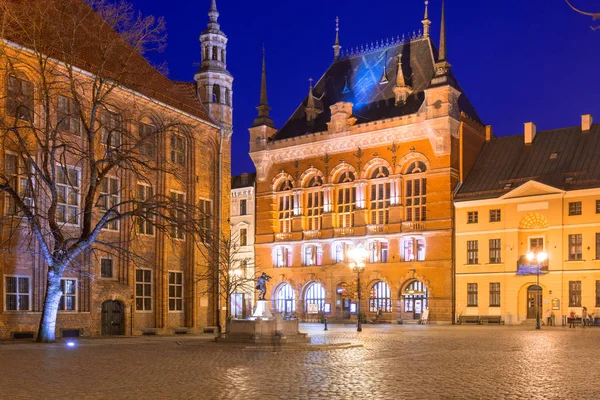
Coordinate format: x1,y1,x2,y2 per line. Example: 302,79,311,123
327,102,357,134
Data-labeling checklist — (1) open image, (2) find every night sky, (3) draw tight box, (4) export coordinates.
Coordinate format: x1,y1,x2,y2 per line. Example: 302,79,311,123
129,0,600,176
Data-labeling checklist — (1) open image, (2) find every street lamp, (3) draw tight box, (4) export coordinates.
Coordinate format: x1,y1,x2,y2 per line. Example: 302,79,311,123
348,245,368,332
527,251,548,330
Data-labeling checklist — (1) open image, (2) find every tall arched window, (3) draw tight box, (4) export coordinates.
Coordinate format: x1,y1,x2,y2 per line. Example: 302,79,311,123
305,175,323,231
336,170,356,228
221,49,226,64
277,179,293,233
405,162,427,221
275,283,296,313
369,281,391,312
212,46,218,60
213,84,221,104
225,88,231,106
370,166,391,225
305,282,326,312
204,46,209,62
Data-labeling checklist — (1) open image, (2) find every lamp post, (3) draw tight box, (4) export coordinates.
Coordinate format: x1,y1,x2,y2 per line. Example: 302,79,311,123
526,251,548,330
348,245,368,332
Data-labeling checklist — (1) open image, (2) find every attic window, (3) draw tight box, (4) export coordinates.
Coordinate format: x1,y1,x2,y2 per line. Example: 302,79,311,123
503,183,512,190
565,176,574,183
549,152,559,160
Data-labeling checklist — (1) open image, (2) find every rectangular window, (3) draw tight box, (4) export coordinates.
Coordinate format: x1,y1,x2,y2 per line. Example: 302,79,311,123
467,283,478,307
276,247,291,268
138,122,155,157
135,269,152,311
467,211,478,224
170,134,185,166
370,182,390,224
568,201,582,216
100,110,121,148
97,177,119,231
58,95,80,135
7,75,34,121
306,191,323,230
4,276,30,311
489,209,501,222
240,199,247,216
100,258,114,278
568,234,583,261
334,242,351,263
56,165,80,225
529,237,544,253
59,279,77,311
239,228,247,247
467,240,479,264
171,191,186,240
489,282,500,307
596,281,600,308
136,184,155,235
337,187,356,227
4,152,33,215
596,200,600,214
199,198,212,243
368,240,388,263
569,281,581,307
303,245,323,266
277,194,293,233
405,178,426,221
489,239,502,264
168,272,183,312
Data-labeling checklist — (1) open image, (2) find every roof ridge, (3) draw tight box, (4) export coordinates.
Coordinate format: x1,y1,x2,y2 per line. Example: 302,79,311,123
339,31,425,59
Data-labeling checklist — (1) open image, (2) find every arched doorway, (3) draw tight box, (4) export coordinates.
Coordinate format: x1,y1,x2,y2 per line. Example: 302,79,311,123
336,282,351,320
101,300,124,336
527,285,542,320
402,280,428,320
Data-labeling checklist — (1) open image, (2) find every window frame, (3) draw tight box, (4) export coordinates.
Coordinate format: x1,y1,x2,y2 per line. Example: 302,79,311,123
274,283,296,313
568,201,582,216
569,280,582,307
305,189,323,231
170,134,186,166
467,283,478,307
467,211,479,224
489,282,500,307
57,95,81,135
303,244,323,266
277,192,294,234
199,198,213,244
568,234,583,261
489,209,501,223
4,275,31,311
489,238,502,264
369,281,392,313
4,151,33,216
7,75,34,122
170,190,186,240
239,199,247,216
58,278,77,312
368,239,389,263
304,282,326,312
168,271,184,312
369,180,391,225
56,164,81,226
97,176,120,231
466,240,479,265
336,185,356,228
100,109,122,149
135,269,153,312
136,183,155,236
100,257,114,279
239,228,248,247
275,245,292,268
138,122,156,158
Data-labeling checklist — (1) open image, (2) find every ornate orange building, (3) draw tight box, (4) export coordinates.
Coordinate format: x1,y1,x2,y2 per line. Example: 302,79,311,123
249,2,486,323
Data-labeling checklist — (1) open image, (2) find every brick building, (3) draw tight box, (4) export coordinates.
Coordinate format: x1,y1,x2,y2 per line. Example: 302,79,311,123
0,0,232,339
249,2,486,323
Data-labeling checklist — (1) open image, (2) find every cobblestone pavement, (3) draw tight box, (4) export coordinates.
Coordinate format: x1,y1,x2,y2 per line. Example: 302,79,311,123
1,324,599,399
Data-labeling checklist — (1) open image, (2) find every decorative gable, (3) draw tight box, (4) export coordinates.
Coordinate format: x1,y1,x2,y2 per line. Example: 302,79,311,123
500,180,564,200
326,102,357,134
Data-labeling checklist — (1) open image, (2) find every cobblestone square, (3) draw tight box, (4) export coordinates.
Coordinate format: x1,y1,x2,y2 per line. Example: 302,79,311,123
1,324,599,399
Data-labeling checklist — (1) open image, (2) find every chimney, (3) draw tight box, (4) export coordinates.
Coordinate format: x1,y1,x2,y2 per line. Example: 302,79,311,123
582,114,593,132
524,122,536,145
485,125,493,142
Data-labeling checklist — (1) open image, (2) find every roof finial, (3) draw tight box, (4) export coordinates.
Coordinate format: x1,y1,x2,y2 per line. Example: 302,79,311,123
252,46,274,128
305,78,321,122
422,1,431,38
439,0,447,61
333,16,341,61
207,0,220,31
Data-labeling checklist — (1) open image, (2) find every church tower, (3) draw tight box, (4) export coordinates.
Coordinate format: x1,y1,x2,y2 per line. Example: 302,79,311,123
194,0,233,128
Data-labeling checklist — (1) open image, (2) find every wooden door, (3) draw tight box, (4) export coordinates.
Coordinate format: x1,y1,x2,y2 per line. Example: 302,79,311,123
101,301,124,335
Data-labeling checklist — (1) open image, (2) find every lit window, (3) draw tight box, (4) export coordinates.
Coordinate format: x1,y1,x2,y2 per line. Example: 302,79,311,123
239,228,247,247
368,240,388,263
275,246,292,268
370,181,390,224
569,281,581,307
334,241,352,263
59,279,77,311
369,282,391,312
336,187,356,227
275,283,295,313
303,245,323,266
305,282,326,312
277,182,293,233
402,238,425,262
306,191,323,230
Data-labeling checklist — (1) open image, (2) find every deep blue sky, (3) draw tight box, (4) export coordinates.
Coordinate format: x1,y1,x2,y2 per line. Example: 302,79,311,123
130,0,600,176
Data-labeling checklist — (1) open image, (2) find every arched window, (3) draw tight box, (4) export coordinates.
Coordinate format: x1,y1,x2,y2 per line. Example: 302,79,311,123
212,46,218,60
278,179,293,192
275,283,295,313
305,282,326,312
370,166,389,179
370,180,390,225
405,162,427,222
213,84,221,104
225,88,231,106
307,175,322,187
337,170,355,184
370,282,391,312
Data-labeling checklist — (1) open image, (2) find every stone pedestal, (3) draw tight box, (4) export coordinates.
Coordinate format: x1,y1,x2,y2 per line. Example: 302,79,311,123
251,300,273,320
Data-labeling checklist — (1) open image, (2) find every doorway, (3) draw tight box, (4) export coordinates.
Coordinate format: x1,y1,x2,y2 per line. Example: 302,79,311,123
336,283,351,320
101,300,124,336
403,280,428,320
527,285,542,320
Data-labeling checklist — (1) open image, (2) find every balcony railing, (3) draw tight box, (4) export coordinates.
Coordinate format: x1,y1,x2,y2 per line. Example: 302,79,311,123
366,224,387,234
333,227,354,237
303,230,322,240
274,232,292,242
401,221,425,232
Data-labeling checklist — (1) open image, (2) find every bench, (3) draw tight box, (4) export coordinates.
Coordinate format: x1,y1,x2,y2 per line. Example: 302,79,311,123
458,316,481,325
479,316,504,325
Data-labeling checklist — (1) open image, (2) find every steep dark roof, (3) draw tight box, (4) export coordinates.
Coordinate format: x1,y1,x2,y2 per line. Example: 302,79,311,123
456,123,600,201
231,172,256,189
2,0,209,121
273,37,481,141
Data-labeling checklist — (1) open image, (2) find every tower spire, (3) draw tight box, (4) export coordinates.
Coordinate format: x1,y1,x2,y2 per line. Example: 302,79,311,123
305,78,321,122
333,16,341,61
207,0,220,32
439,0,446,61
422,1,431,38
253,46,274,128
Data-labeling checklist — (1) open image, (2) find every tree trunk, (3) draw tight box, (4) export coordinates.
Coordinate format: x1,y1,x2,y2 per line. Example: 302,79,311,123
36,273,63,343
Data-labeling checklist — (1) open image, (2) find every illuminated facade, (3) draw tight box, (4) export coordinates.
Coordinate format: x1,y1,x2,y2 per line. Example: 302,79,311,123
455,117,600,324
249,3,486,323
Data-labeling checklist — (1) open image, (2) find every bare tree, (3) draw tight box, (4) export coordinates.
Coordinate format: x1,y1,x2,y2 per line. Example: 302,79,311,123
0,0,210,342
196,230,256,333
566,0,600,30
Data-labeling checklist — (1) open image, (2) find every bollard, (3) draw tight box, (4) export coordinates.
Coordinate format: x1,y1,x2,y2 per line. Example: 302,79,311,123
324,317,328,331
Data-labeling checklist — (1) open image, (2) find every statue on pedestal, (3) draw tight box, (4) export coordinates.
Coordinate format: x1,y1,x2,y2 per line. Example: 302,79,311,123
256,272,272,300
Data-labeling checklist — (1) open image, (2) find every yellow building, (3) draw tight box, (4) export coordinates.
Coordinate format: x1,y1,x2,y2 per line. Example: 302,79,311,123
455,117,600,325
249,3,485,323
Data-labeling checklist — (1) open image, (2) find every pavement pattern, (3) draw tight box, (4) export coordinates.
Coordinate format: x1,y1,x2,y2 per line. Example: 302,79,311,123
1,323,599,400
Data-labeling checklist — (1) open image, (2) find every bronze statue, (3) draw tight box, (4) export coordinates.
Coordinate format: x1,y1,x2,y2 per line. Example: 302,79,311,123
256,272,272,300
